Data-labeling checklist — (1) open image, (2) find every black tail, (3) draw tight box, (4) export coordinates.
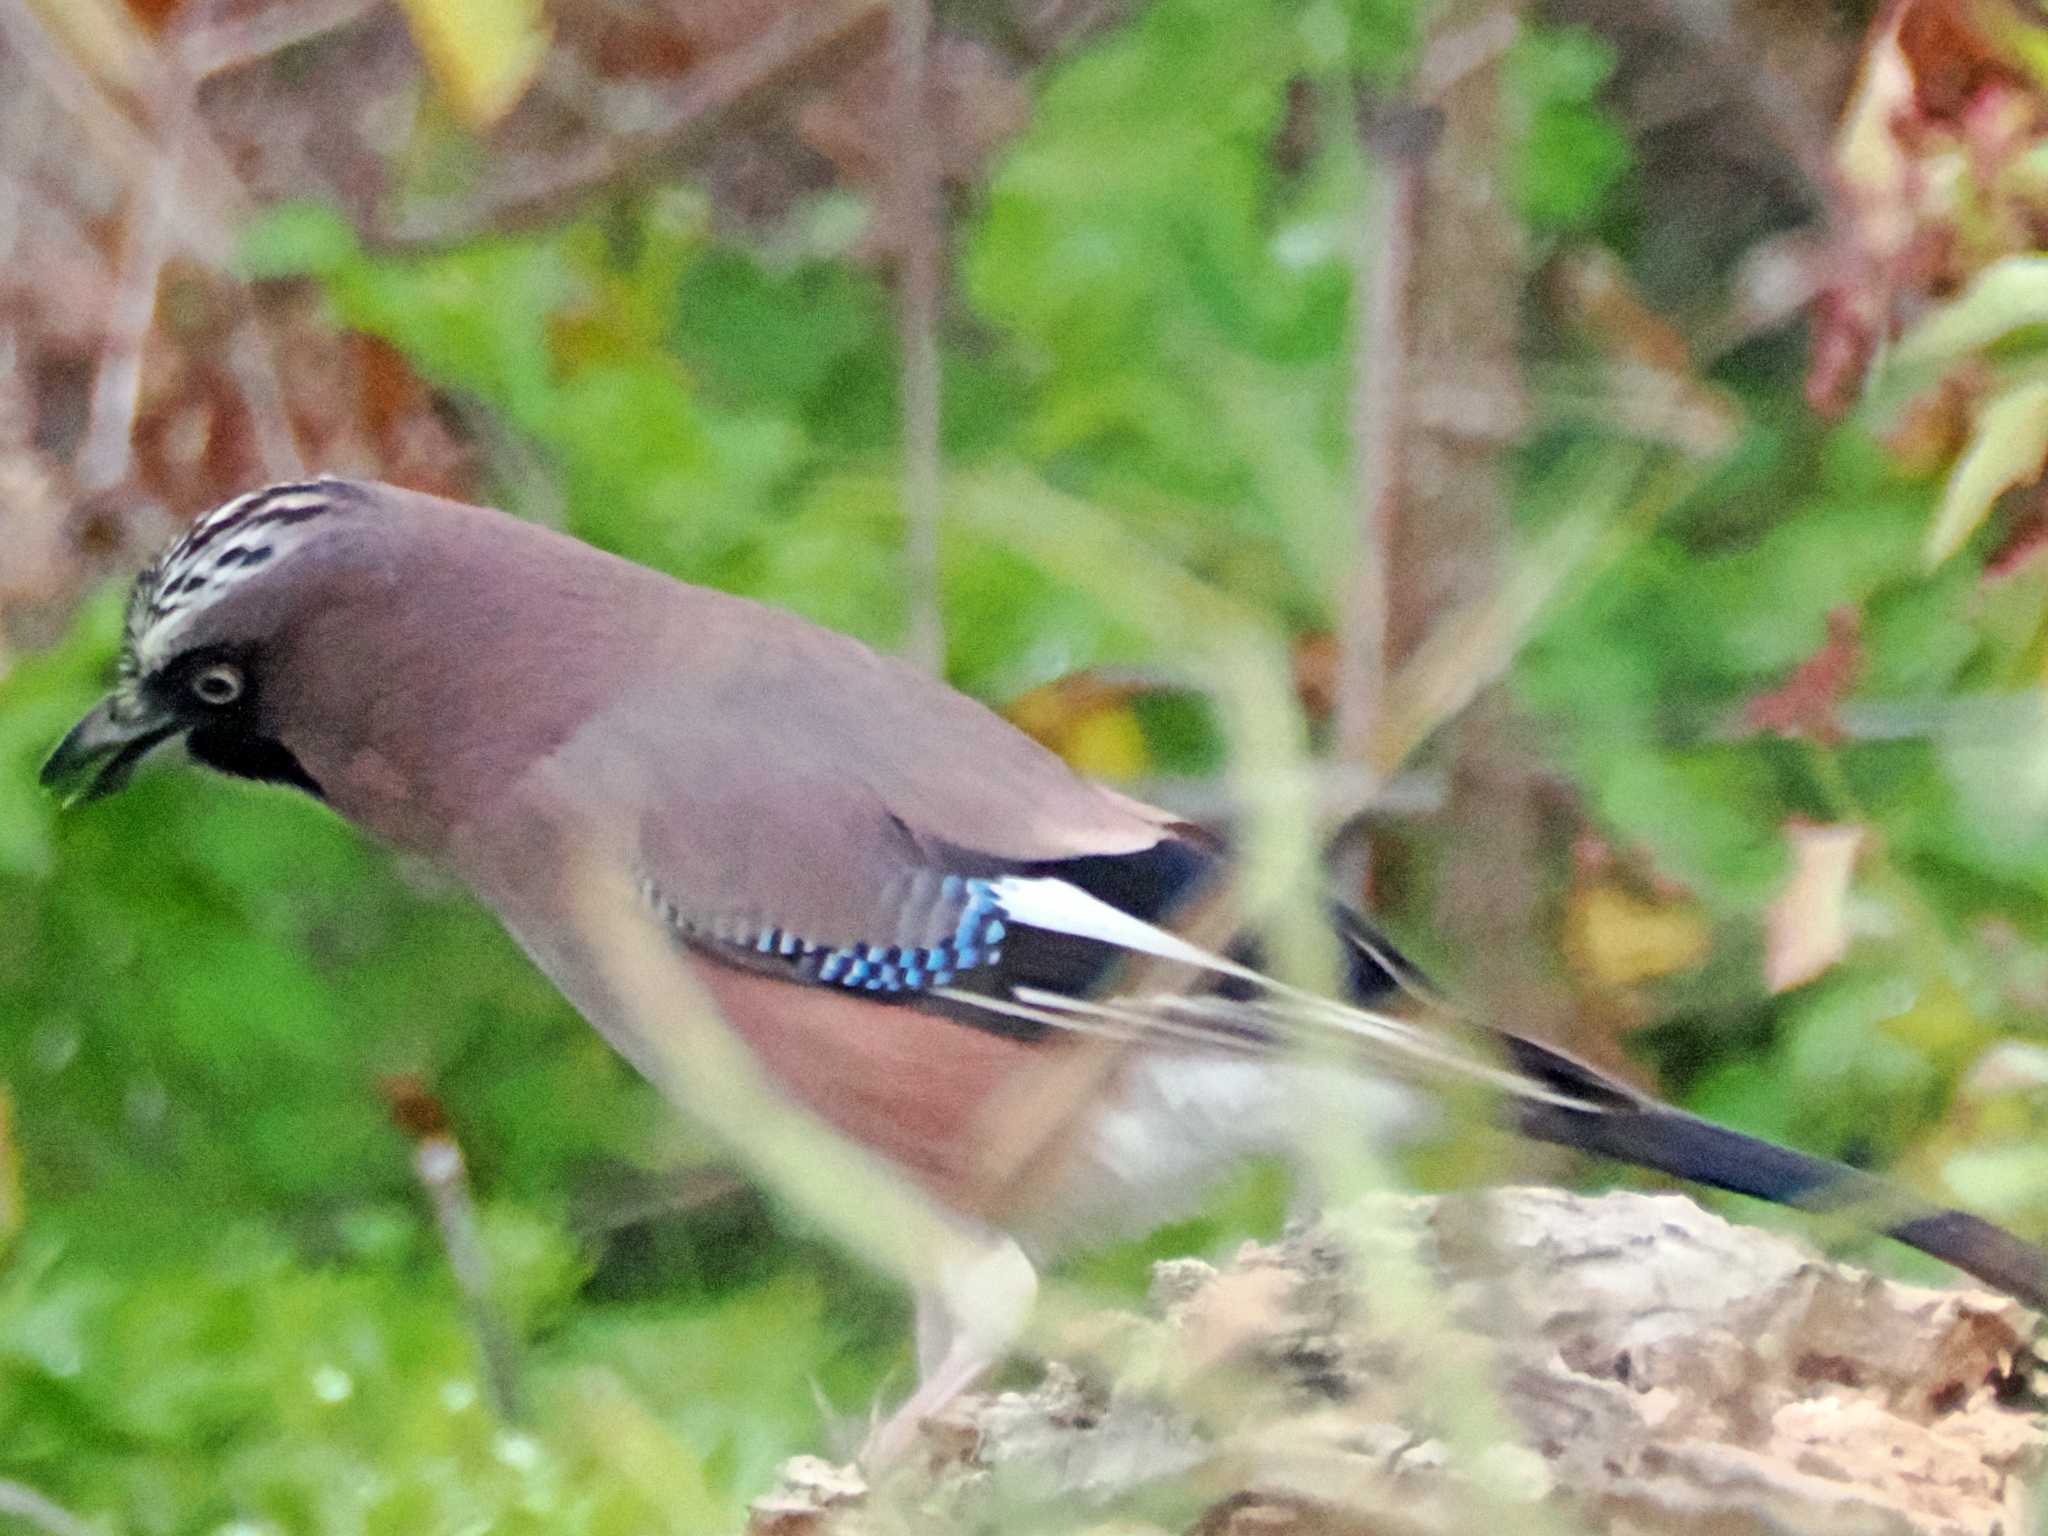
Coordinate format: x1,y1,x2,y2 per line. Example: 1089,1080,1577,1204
1503,1032,2048,1311
1007,852,2048,1314
1329,909,2048,1312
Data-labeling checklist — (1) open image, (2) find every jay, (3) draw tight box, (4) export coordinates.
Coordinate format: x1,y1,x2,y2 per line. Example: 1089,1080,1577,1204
41,478,2048,1455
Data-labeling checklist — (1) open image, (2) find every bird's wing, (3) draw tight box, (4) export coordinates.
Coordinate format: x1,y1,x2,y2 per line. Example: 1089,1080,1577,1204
542,604,1213,1004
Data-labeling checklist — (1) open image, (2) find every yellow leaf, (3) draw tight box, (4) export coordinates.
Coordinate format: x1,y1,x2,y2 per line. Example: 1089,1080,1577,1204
1927,378,2048,568
1565,884,1710,989
395,0,550,129
1006,676,1153,781
1062,707,1151,782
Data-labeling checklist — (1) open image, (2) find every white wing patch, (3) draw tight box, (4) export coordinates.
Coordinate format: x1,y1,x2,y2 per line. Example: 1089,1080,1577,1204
956,875,1615,1114
987,875,1270,985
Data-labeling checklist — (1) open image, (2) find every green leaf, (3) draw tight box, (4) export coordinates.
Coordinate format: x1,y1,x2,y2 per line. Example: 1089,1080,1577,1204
1583,746,1789,909
1943,1141,2048,1224
671,252,885,410
1934,689,2048,879
237,202,362,281
1890,255,2048,372
1925,378,2048,566
1766,967,1939,1161
1511,102,1630,230
1502,26,1629,231
322,237,570,425
1503,23,1617,102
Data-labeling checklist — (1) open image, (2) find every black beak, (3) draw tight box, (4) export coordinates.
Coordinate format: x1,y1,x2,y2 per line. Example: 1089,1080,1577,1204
39,694,182,806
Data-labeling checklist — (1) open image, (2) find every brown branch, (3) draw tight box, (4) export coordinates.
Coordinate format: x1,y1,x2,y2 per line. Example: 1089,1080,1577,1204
0,0,155,191
1335,100,1437,764
184,0,382,78
165,5,307,484
0,57,44,275
222,315,308,482
892,0,945,674
3,0,312,496
1413,8,1519,97
76,148,179,493
73,0,311,491
370,0,888,249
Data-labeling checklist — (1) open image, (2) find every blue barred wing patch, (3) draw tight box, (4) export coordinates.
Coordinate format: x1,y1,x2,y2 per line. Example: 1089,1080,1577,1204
638,874,1007,994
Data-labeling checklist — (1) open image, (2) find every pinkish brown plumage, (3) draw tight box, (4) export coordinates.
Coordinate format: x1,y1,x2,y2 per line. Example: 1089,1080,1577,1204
43,478,2048,1462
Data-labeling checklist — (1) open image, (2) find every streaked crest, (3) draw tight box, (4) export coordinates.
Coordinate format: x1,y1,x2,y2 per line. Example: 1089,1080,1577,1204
125,479,353,676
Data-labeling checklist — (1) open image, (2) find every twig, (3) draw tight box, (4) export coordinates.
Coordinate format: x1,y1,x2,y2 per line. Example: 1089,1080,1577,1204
0,58,44,276
0,1481,97,1536
0,0,244,263
0,0,154,195
1335,98,1438,763
185,0,382,78
569,1164,750,1236
76,146,181,492
1413,8,1518,99
2,0,309,493
382,1076,524,1423
75,0,307,492
164,6,307,481
415,1136,524,1421
222,317,307,482
372,0,887,248
892,0,945,673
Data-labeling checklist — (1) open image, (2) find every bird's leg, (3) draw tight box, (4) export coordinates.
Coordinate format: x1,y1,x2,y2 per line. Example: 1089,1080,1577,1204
861,1329,1000,1467
913,1286,956,1380
862,1232,1038,1469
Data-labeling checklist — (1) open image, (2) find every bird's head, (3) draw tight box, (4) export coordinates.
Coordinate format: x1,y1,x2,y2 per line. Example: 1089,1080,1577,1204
39,478,366,805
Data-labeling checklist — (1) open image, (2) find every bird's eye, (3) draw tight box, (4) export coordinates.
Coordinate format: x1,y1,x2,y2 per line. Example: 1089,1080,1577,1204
190,663,244,707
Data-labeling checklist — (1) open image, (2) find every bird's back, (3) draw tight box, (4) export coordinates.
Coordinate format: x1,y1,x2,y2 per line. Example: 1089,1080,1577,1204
276,489,1178,876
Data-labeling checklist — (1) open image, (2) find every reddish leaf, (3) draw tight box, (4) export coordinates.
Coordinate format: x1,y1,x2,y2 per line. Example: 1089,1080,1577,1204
1893,0,2025,120
1813,0,2048,407
1982,485,2048,579
121,0,185,31
1741,606,1862,744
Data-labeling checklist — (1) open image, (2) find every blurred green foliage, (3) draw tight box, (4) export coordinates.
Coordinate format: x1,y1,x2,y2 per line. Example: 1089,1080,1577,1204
8,0,2048,1529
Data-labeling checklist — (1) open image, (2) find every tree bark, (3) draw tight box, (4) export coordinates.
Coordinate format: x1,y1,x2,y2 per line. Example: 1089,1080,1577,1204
752,1189,2045,1536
